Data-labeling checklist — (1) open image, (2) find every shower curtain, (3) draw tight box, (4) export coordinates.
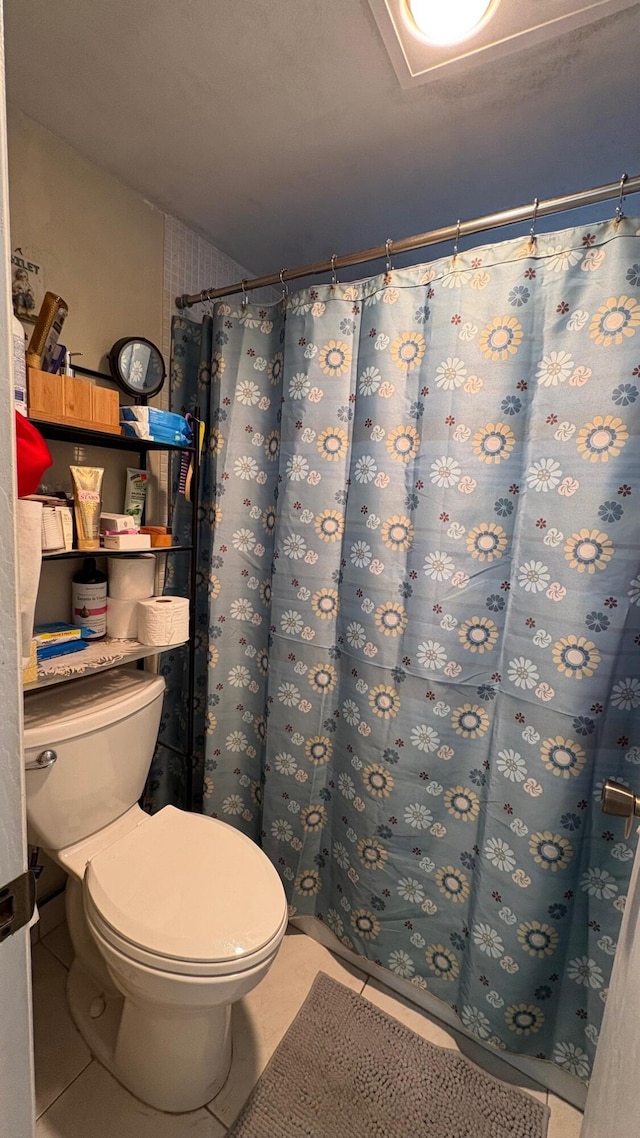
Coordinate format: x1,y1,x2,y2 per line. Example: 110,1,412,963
148,216,640,1085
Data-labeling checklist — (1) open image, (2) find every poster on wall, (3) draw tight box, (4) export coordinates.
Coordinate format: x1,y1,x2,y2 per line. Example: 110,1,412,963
11,247,44,323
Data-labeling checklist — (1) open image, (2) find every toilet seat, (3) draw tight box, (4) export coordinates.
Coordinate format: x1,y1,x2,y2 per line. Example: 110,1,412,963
84,805,288,978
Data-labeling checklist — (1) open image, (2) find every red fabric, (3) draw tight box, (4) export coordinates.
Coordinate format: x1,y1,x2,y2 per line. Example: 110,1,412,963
15,413,52,497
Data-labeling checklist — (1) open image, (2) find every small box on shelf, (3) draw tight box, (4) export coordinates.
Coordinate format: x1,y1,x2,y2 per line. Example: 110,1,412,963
140,525,172,548
102,533,152,551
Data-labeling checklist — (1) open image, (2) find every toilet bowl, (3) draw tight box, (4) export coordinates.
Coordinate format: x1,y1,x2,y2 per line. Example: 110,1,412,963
24,668,288,1112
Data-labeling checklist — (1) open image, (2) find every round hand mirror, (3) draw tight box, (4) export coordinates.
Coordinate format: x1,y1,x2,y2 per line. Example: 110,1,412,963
108,337,166,399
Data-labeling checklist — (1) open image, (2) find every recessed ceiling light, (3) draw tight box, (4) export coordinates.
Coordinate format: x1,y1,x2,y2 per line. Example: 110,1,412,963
404,0,500,45
370,0,637,87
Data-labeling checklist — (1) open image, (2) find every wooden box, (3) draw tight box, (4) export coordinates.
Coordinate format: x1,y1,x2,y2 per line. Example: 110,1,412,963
27,368,121,434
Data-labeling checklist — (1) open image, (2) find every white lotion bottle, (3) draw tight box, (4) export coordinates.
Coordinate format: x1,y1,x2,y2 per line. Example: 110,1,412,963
13,314,27,415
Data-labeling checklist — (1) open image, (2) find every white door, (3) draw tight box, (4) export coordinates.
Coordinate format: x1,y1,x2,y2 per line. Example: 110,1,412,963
0,2,36,1135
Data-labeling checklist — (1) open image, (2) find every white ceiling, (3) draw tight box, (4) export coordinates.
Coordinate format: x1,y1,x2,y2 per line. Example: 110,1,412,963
4,0,640,280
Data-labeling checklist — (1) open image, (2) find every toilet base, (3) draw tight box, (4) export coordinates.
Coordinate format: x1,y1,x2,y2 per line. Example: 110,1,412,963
67,960,124,1076
67,959,232,1113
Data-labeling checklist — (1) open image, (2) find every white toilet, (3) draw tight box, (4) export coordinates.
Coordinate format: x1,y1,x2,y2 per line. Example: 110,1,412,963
23,667,288,1113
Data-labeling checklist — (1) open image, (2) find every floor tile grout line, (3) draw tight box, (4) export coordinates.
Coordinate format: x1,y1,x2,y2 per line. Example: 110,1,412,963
36,1056,94,1121
38,935,71,972
206,1101,232,1129
204,1100,222,1122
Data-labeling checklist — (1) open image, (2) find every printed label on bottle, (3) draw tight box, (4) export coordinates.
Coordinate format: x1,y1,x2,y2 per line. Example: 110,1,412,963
72,583,107,638
77,490,101,503
13,331,27,416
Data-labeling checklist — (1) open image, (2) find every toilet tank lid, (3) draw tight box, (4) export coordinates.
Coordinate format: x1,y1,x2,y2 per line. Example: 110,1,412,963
23,667,165,749
85,806,288,965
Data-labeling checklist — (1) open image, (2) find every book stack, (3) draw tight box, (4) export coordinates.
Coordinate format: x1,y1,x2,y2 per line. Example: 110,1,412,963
34,622,92,662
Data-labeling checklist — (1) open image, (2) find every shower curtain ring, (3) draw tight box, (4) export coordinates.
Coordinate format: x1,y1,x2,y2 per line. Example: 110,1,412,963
279,268,289,298
529,197,539,243
330,253,339,285
385,238,394,273
615,173,628,222
241,279,249,308
453,220,461,259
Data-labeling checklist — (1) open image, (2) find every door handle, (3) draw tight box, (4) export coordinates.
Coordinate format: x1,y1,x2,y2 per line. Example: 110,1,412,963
601,779,640,840
25,749,57,771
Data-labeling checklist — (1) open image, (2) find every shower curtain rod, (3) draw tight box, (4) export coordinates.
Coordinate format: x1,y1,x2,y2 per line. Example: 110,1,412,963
175,172,640,309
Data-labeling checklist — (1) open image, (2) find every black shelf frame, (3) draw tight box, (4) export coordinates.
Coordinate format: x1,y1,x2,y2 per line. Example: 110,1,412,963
34,411,200,813
43,545,193,561
30,418,195,454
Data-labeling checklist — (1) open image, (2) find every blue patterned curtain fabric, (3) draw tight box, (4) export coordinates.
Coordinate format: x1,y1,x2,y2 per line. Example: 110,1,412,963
149,218,640,1084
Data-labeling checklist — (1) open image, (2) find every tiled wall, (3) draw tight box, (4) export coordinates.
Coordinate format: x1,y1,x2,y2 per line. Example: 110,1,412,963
156,214,277,518
162,213,277,376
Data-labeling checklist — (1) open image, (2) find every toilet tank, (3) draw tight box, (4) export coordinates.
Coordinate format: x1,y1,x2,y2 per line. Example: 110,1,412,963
23,668,165,851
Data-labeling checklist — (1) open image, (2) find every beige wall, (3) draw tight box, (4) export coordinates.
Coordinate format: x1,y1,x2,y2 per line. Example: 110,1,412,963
7,106,163,371
7,111,166,906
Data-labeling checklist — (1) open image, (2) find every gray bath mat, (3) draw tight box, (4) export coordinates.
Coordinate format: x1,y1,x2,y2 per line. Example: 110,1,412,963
227,972,549,1138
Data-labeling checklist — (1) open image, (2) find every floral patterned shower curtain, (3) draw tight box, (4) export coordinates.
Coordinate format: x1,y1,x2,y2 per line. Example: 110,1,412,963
148,217,640,1085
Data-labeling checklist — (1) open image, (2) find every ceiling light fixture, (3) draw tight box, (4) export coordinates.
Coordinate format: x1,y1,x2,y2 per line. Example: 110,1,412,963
404,0,500,45
370,1,636,87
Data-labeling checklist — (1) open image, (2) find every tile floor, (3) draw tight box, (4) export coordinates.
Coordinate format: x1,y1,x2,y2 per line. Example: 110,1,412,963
32,920,584,1137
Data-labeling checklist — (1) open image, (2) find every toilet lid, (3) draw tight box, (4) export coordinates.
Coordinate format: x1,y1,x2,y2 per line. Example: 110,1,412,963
85,806,287,968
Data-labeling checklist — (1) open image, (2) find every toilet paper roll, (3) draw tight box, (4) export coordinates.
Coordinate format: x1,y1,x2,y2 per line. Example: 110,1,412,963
17,500,43,664
107,554,156,601
137,596,190,646
107,596,139,640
